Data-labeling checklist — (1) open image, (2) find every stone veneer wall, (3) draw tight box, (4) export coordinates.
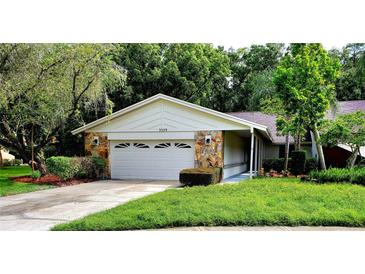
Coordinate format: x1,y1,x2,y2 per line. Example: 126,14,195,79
194,131,224,168
84,132,110,177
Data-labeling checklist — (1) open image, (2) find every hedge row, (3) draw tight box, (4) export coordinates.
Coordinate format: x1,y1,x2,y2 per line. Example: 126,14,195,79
46,156,105,180
309,167,365,185
179,168,222,186
262,157,318,174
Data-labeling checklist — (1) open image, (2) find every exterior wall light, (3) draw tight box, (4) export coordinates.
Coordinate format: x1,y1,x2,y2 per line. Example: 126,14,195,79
205,135,212,145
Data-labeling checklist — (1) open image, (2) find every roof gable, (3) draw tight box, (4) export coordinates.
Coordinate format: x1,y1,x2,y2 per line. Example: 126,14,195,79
72,94,268,134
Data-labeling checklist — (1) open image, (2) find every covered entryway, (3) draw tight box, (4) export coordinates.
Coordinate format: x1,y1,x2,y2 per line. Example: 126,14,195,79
110,140,195,180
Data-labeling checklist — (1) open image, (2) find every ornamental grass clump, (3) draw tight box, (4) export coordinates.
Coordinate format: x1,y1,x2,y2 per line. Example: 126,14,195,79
309,167,365,185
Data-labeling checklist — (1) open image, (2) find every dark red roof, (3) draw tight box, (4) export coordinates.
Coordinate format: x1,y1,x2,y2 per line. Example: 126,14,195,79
227,100,365,144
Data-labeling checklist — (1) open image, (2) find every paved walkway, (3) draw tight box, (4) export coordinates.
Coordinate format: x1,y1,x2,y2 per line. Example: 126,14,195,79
0,180,180,231
223,172,250,183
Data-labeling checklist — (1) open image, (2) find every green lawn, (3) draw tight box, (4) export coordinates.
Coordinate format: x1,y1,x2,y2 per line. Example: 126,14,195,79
0,166,54,196
53,177,365,231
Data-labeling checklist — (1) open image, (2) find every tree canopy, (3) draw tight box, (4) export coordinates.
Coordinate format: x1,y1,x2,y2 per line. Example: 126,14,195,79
0,44,125,173
273,43,341,169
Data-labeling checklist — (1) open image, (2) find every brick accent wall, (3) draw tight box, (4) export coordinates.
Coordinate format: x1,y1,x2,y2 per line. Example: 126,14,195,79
84,132,110,177
194,131,224,168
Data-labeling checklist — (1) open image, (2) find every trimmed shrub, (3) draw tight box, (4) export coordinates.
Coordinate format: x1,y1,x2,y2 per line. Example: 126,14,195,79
31,170,41,179
262,158,288,172
91,156,106,178
46,156,82,180
78,156,106,179
309,167,365,185
305,158,318,174
46,156,106,180
291,150,306,175
179,167,221,186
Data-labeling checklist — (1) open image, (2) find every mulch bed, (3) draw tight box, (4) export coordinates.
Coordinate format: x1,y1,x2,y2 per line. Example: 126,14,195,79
10,175,94,187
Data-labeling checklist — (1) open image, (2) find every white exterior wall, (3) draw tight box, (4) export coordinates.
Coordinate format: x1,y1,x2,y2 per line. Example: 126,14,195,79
223,131,247,179
264,144,280,159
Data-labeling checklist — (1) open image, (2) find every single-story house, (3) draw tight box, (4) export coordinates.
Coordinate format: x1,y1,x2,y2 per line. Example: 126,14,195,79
72,94,365,181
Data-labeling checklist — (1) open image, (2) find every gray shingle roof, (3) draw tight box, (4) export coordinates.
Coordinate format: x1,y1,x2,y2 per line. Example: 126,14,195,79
227,100,365,144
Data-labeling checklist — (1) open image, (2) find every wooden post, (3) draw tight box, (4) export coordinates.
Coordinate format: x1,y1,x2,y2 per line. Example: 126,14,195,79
250,127,254,179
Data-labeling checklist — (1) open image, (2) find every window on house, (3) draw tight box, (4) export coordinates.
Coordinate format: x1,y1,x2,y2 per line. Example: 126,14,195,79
154,143,171,148
174,143,192,148
115,143,130,148
133,143,150,148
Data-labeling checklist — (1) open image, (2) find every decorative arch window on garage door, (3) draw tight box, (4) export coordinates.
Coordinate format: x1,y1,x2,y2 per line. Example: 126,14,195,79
133,143,150,148
174,143,192,148
115,143,130,148
154,143,171,148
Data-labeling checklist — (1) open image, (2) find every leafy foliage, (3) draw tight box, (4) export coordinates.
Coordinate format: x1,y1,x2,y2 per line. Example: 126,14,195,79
274,44,341,169
263,157,317,174
320,111,365,167
309,167,365,185
330,44,365,100
108,43,231,111
46,156,82,180
290,150,306,175
0,44,125,173
46,156,106,180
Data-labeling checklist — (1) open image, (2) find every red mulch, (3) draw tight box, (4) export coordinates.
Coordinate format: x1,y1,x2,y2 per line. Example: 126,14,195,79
11,175,94,187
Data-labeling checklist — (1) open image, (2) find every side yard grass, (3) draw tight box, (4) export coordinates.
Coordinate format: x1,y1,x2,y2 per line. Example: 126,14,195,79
53,177,365,231
0,166,54,196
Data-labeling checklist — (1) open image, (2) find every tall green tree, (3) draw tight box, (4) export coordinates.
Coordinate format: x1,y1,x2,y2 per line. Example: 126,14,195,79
330,43,365,100
109,43,231,111
228,44,284,111
274,44,341,170
0,44,124,174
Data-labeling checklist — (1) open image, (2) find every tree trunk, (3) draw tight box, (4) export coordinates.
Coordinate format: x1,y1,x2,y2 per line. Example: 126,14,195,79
347,147,359,168
294,121,302,150
284,134,290,171
34,156,47,175
17,148,47,175
312,124,326,170
0,149,3,167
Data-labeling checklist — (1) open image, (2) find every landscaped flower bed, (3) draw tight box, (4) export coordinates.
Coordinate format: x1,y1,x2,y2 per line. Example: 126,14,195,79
11,174,93,187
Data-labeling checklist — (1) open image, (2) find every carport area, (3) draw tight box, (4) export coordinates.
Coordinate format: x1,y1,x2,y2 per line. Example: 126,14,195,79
0,180,180,231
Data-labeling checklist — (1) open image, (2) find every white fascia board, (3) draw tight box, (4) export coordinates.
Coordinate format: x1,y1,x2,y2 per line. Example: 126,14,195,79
108,131,195,140
72,93,268,135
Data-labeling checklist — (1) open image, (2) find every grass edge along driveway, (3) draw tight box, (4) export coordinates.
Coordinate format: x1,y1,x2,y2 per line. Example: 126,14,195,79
53,177,365,231
0,166,54,196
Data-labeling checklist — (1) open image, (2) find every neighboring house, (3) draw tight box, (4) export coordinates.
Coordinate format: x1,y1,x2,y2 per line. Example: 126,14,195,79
229,100,365,168
72,94,365,181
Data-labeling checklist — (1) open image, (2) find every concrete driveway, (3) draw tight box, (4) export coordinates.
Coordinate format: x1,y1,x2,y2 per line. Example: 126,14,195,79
0,180,180,231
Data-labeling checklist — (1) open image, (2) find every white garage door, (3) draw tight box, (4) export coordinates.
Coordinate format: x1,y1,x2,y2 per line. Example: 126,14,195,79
110,140,195,180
